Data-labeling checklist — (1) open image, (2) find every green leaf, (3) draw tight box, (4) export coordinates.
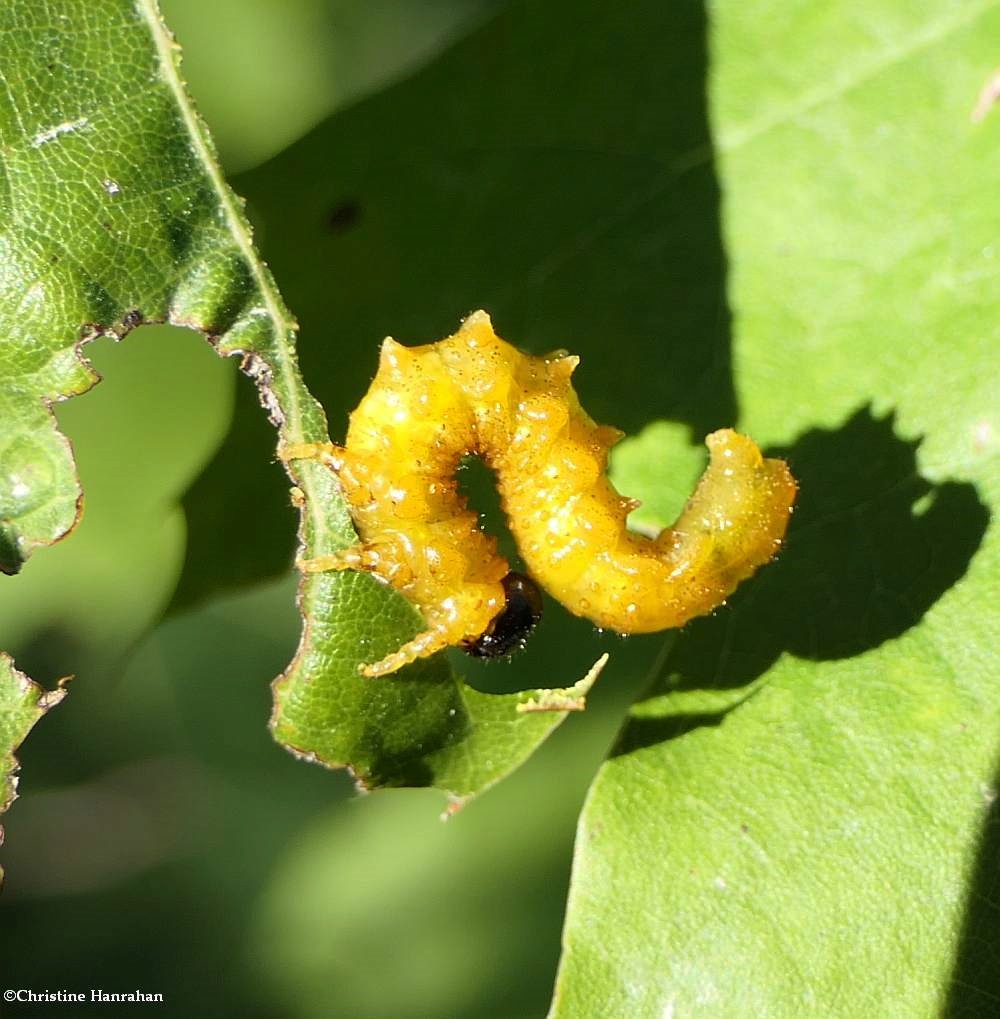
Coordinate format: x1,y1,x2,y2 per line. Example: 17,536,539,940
276,636,604,802
0,653,66,883
608,420,706,535
1,0,588,798
159,0,502,171
0,0,307,571
551,2,999,1016
0,326,234,675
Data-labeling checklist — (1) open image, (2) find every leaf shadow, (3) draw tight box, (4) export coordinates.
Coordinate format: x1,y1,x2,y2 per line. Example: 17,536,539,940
616,404,990,755
944,760,1000,1018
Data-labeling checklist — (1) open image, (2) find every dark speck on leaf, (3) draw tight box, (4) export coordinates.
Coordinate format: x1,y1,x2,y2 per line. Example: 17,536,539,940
326,199,362,233
122,309,142,330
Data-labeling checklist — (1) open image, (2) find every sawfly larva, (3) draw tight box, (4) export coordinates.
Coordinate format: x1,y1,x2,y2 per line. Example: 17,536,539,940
283,311,796,677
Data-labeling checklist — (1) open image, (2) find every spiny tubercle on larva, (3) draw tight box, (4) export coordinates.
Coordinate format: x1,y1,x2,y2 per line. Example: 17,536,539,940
282,310,797,677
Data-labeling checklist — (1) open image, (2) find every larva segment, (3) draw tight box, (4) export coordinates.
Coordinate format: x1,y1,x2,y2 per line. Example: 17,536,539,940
287,322,516,676
492,342,796,633
293,311,795,676
503,426,795,632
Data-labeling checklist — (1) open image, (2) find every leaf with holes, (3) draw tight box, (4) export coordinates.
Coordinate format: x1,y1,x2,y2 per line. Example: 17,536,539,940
0,0,591,801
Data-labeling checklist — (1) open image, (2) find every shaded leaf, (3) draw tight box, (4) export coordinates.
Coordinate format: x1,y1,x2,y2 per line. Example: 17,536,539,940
0,653,66,883
0,326,234,678
160,0,503,170
175,0,735,611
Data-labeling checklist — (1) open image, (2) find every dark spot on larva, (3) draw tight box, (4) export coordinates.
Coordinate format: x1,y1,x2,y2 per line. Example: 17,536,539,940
464,572,543,659
326,199,362,233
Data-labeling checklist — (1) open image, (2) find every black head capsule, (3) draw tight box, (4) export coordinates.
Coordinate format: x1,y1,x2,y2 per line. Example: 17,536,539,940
464,572,543,659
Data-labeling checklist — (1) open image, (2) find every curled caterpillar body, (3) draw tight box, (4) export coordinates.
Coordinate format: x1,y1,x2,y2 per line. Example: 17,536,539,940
286,311,796,677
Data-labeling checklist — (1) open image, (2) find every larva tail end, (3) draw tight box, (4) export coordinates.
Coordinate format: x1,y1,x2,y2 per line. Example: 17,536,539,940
684,428,797,583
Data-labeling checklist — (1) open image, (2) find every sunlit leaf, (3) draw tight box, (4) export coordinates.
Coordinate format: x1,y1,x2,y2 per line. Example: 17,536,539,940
551,2,999,1015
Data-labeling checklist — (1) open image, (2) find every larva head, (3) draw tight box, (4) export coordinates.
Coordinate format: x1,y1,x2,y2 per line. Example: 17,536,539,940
463,572,543,659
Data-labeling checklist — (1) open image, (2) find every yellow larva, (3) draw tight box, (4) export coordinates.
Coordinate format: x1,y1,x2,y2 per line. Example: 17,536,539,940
284,311,797,677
